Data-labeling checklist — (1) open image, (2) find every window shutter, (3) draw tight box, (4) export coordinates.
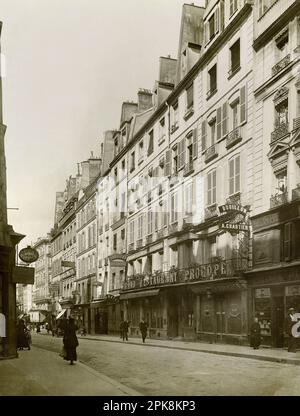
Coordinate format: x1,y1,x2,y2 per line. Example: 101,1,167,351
222,102,228,136
235,155,240,193
201,120,207,151
229,159,235,195
216,107,222,140
214,7,219,34
220,0,225,31
192,128,198,159
207,172,212,206
240,85,247,124
213,170,217,204
165,149,171,177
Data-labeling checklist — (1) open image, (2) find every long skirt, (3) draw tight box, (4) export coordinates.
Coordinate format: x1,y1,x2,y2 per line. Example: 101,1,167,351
65,346,77,361
250,334,260,348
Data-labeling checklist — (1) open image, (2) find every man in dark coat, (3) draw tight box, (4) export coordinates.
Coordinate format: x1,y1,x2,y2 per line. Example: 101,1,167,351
139,319,148,343
250,317,261,349
63,318,79,365
122,320,129,341
286,308,297,352
17,320,30,350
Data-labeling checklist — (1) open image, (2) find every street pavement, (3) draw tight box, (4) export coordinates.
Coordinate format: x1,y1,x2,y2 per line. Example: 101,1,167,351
0,344,140,396
18,332,300,396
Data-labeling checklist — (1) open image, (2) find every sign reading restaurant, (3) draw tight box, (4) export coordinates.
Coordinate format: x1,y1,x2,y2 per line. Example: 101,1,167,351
123,259,247,291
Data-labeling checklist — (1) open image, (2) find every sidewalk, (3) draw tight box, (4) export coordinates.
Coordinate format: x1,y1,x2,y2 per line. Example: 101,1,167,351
71,332,300,366
0,345,140,396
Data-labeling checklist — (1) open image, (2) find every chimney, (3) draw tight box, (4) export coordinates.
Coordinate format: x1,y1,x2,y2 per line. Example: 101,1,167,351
158,56,177,85
137,89,153,112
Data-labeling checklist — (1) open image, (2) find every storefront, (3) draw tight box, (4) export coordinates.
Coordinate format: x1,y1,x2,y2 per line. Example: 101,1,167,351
247,266,300,347
120,259,249,343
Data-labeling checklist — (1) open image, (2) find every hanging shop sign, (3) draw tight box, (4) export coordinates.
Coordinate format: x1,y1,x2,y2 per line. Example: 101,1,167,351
19,246,39,264
218,204,250,233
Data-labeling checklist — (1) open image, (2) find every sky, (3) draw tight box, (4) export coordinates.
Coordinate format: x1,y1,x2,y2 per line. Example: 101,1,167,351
1,0,204,248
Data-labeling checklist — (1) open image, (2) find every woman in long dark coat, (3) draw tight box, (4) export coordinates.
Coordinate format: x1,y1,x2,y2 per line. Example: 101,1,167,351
63,318,78,365
250,317,261,349
139,319,148,343
17,319,30,350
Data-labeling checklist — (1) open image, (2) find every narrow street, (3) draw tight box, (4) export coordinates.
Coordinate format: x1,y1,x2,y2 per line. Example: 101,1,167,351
25,333,300,396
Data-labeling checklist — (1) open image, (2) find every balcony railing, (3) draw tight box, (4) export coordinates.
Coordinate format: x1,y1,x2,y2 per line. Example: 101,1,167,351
270,191,288,208
226,127,242,149
271,122,289,143
183,161,194,176
272,54,291,76
205,144,218,163
128,242,135,252
293,117,300,130
205,204,218,220
292,186,300,201
146,235,153,245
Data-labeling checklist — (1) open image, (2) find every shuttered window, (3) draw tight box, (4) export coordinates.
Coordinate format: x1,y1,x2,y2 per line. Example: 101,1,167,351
178,138,186,169
229,155,240,196
165,149,171,176
207,170,217,206
138,215,143,239
201,120,207,151
129,220,135,243
185,182,193,215
192,128,198,159
240,85,247,124
171,193,178,223
216,107,222,140
147,210,153,235
222,102,228,136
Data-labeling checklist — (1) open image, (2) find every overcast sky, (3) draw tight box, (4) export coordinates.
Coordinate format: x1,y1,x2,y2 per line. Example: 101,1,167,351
1,0,204,248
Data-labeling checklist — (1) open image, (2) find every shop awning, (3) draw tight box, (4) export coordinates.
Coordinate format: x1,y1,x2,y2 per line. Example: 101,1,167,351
119,289,160,300
56,309,67,319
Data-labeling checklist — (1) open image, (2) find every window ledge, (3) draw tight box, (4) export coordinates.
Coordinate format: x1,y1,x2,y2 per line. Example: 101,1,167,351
228,65,241,80
206,89,218,100
184,107,194,121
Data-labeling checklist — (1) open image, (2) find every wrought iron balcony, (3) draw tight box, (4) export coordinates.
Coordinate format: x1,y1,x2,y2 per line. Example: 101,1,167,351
270,191,288,208
293,117,300,130
205,204,218,220
272,54,290,76
271,122,289,143
205,144,218,163
292,186,300,201
183,161,194,176
128,242,135,252
226,127,242,149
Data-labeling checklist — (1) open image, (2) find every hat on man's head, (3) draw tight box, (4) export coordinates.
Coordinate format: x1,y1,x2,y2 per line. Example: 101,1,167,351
289,307,295,311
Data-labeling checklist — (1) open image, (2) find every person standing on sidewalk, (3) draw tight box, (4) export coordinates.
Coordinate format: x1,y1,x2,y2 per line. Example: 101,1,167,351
63,318,79,365
122,320,129,341
139,318,148,343
286,307,298,353
250,317,261,350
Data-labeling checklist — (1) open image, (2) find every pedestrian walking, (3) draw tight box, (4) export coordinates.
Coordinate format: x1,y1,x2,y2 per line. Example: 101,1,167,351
139,318,148,343
286,307,298,353
63,318,79,365
122,320,129,341
250,317,261,349
119,321,123,339
17,319,30,351
36,323,41,333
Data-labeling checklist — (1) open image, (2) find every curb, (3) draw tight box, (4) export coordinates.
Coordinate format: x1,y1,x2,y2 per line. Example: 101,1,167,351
37,332,300,366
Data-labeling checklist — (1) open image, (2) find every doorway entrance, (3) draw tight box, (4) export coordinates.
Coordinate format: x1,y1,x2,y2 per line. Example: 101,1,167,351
271,295,284,348
215,296,226,340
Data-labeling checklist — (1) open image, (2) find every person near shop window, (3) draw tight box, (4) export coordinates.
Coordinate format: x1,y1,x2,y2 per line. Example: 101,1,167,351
286,307,298,353
250,317,261,350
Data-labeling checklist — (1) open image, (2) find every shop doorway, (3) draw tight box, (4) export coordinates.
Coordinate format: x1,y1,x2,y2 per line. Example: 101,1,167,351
215,296,226,340
271,296,284,348
167,295,179,338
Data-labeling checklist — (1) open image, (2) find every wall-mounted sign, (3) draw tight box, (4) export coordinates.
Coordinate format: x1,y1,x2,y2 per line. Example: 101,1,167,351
19,246,39,264
218,204,250,233
12,266,35,284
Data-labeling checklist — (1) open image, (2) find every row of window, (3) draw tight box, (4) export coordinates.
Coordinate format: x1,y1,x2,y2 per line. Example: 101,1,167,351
77,254,96,278
78,223,97,253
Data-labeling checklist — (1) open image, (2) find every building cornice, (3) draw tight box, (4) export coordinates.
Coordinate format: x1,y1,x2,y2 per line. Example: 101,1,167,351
253,2,300,52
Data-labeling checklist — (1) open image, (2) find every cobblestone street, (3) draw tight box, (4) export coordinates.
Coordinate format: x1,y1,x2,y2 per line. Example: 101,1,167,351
20,333,300,396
